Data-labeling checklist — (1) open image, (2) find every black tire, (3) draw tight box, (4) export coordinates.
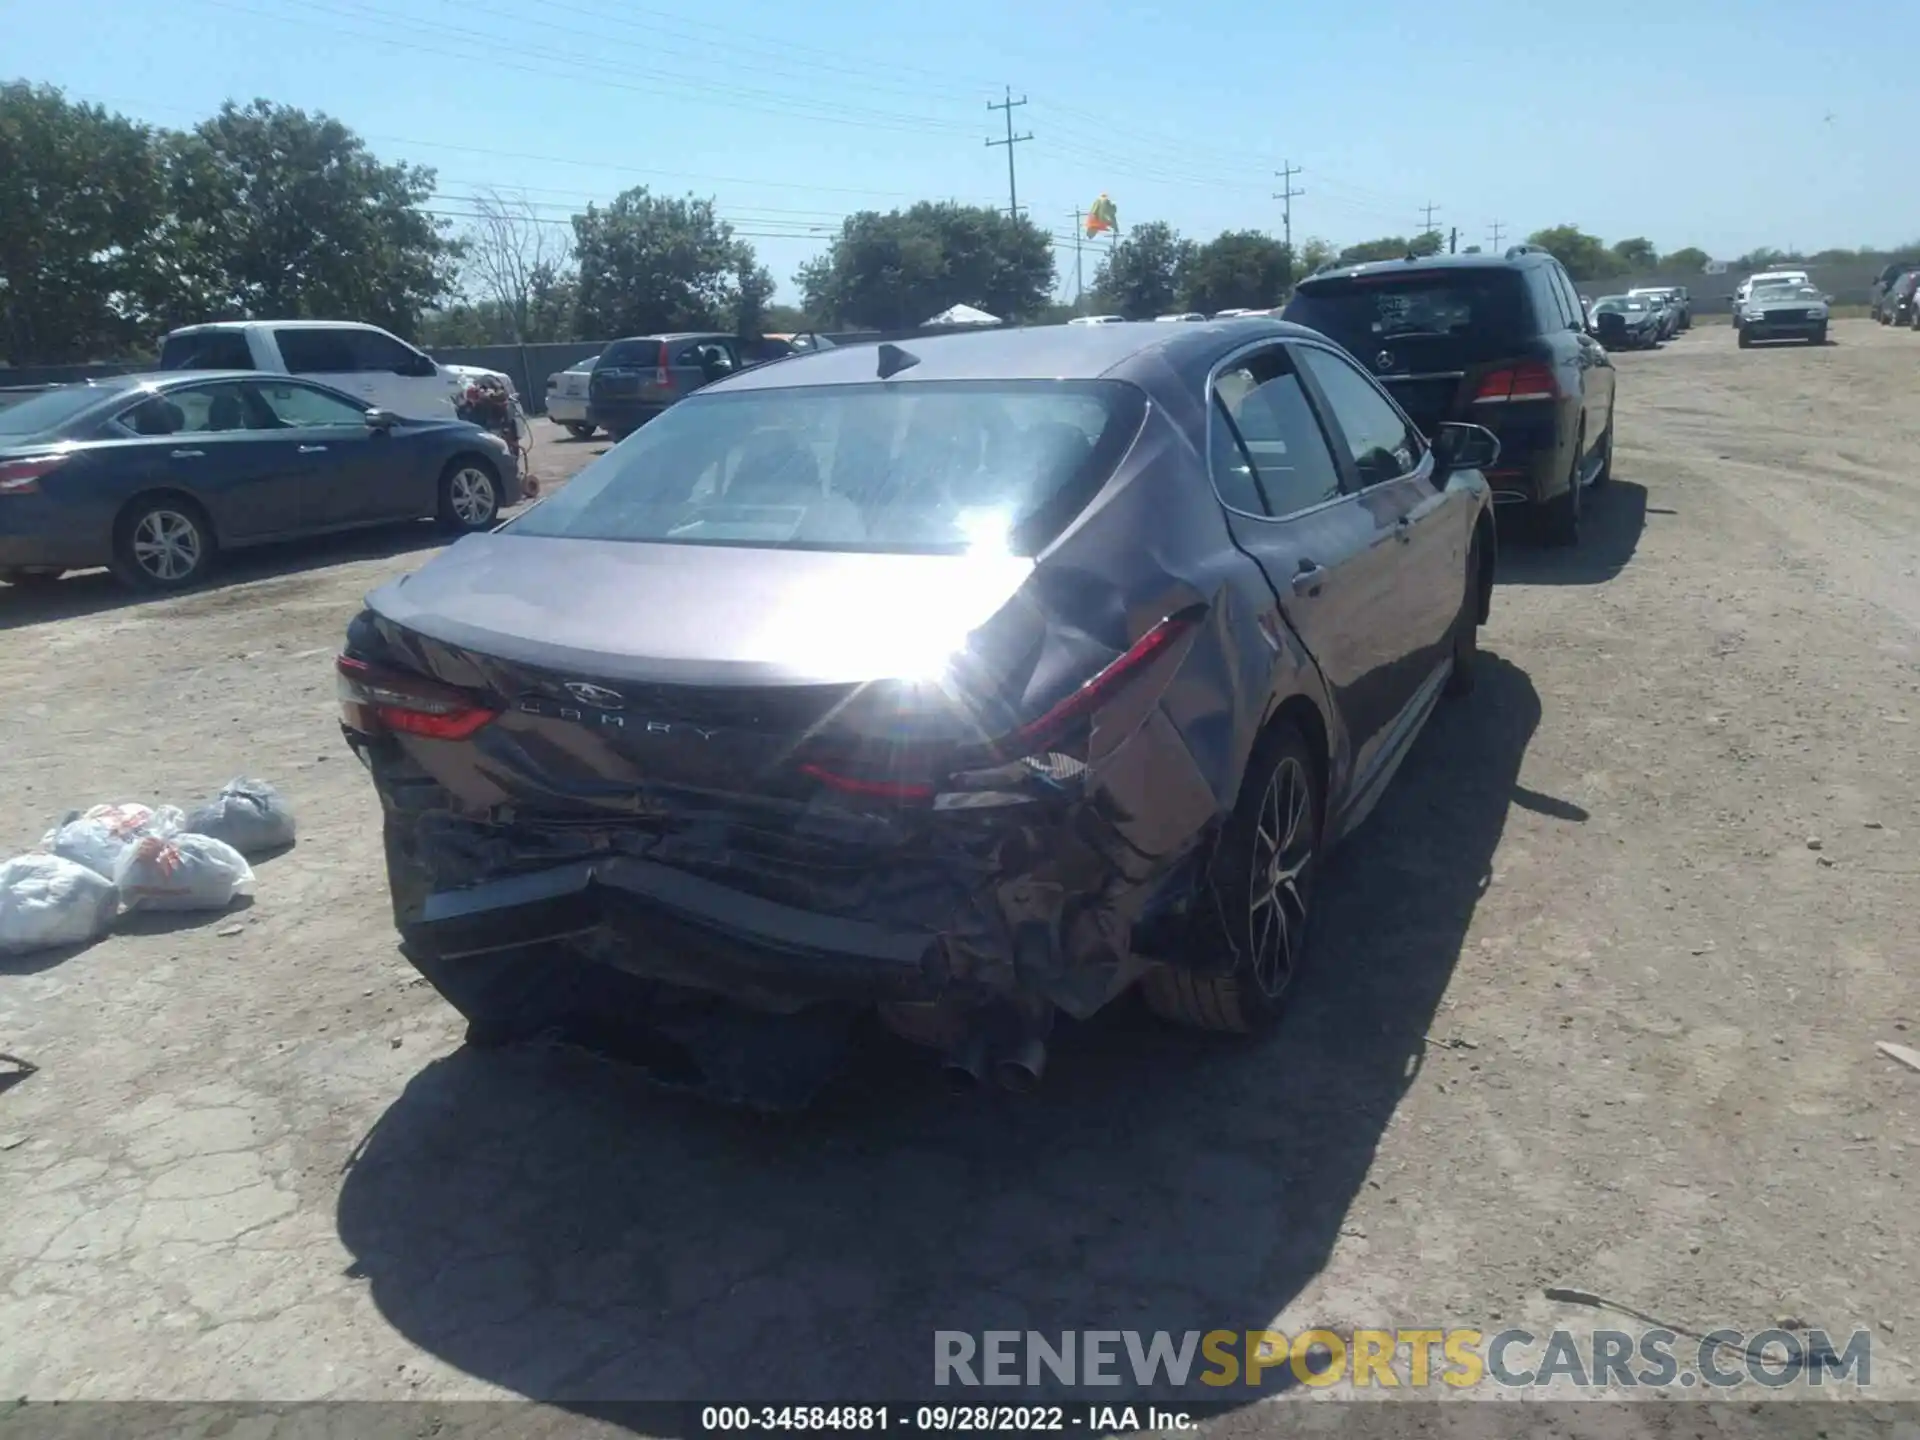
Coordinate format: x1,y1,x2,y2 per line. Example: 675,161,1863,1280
110,494,216,591
564,422,595,440
1537,432,1583,547
1812,326,1828,345
1737,328,1753,349
438,456,501,532
605,425,630,442
1591,421,1614,488
1141,722,1323,1035
1445,533,1482,699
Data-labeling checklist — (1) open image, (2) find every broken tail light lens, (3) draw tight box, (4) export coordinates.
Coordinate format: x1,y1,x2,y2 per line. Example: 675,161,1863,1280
335,655,499,741
0,454,70,495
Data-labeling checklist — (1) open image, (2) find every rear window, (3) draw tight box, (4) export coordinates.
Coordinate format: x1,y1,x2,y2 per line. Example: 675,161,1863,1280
508,380,1145,556
0,381,135,436
599,339,663,367
157,331,255,371
1284,271,1530,356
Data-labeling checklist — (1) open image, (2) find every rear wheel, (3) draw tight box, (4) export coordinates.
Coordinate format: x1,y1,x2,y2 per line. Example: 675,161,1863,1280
438,457,501,532
111,495,215,591
1538,431,1583,547
1141,723,1322,1035
1445,531,1485,699
1592,421,1614,488
1737,328,1753,349
565,422,595,440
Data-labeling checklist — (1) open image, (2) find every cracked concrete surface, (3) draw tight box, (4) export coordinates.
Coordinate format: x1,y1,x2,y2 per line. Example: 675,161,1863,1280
1,366,1916,1415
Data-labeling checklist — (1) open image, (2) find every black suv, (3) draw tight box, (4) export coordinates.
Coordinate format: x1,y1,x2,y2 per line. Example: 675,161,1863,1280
1282,245,1617,545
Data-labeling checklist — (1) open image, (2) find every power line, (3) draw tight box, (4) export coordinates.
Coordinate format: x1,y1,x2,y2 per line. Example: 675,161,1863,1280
1419,201,1442,235
1273,161,1304,277
986,87,1033,217
1488,221,1506,251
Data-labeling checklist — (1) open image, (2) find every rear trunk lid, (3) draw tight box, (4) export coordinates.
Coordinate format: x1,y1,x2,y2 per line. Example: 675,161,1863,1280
359,532,1035,815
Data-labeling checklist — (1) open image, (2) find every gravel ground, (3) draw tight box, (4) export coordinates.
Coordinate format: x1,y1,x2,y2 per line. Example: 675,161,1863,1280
0,332,1915,1416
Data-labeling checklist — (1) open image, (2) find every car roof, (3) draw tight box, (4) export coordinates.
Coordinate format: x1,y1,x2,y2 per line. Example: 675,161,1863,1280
1300,252,1538,286
606,331,732,344
165,320,388,334
706,318,1316,391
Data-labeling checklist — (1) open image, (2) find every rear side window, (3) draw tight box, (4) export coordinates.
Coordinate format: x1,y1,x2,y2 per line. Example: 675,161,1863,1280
508,380,1145,556
1209,348,1342,517
157,331,255,371
274,328,361,373
1284,271,1529,359
598,339,660,367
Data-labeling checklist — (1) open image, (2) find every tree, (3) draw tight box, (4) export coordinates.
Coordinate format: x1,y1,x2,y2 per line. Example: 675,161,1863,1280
161,100,460,339
572,186,759,337
798,202,1053,329
1662,246,1711,274
0,83,166,363
1610,236,1659,271
463,189,568,343
1461,244,1483,254
730,257,775,337
1526,224,1622,282
1090,221,1193,318
1179,231,1292,315
1410,229,1444,258
1297,237,1336,275
1338,235,1417,264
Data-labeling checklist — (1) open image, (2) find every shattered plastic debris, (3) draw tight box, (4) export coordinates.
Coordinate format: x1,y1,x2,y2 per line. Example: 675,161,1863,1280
113,833,255,913
38,803,184,880
184,777,297,857
0,852,120,955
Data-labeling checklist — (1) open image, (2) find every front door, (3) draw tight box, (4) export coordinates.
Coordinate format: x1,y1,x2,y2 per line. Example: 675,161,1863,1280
247,379,407,526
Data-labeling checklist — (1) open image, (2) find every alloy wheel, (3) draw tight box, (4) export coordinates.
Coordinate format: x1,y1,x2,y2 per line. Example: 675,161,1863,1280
1246,754,1314,998
449,468,497,525
131,509,203,583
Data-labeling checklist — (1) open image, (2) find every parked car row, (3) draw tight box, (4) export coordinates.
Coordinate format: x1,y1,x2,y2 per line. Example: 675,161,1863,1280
338,312,1507,1102
1869,260,1919,324
543,331,838,440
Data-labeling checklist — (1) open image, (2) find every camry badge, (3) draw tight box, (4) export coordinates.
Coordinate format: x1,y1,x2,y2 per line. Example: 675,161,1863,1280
563,682,625,709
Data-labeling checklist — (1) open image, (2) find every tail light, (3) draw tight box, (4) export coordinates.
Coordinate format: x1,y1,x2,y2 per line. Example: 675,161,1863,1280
793,608,1203,806
0,454,70,495
336,655,498,741
655,341,673,388
1474,361,1558,404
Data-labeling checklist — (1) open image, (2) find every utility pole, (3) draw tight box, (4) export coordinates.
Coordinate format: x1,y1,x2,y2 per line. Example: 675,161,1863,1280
1449,226,1458,254
1489,220,1506,251
1419,201,1441,238
1272,161,1304,279
1071,208,1086,313
986,87,1032,217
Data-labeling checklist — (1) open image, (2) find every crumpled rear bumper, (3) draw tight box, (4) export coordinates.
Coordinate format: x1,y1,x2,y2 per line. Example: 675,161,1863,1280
407,854,950,1006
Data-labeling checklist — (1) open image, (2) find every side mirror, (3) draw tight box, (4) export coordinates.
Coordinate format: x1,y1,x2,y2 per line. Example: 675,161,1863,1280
399,353,437,378
1434,421,1501,477
364,408,397,431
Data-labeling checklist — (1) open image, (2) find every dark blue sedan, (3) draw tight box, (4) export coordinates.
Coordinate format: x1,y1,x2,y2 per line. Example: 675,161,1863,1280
0,372,521,591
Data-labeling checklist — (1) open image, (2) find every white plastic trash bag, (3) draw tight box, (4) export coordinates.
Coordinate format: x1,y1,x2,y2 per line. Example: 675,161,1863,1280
184,777,296,857
0,853,120,955
38,802,185,880
113,832,255,913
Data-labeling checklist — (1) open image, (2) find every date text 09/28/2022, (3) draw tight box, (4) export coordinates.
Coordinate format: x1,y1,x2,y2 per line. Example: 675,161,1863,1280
699,1407,1193,1433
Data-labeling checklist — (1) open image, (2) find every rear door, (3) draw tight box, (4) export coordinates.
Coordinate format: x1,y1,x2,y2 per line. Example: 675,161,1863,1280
589,337,659,413
1206,342,1411,779
112,381,318,539
1294,342,1463,693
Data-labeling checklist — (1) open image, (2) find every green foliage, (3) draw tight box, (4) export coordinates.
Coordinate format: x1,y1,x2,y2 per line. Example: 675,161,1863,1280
1337,235,1417,264
1090,221,1195,318
1410,230,1444,258
797,203,1054,329
1182,230,1293,315
1610,236,1659,270
1526,225,1625,281
572,187,757,337
1297,237,1337,274
0,82,166,363
1661,246,1711,274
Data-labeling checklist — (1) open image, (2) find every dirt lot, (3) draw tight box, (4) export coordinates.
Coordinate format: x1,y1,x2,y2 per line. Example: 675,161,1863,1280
1,329,1916,1413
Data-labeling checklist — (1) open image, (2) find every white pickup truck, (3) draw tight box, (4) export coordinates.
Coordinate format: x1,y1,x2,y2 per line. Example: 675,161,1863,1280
156,320,516,424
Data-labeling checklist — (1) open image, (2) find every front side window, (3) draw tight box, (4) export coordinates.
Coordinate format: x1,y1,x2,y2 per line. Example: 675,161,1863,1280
253,382,368,428
509,380,1142,556
349,329,423,373
1209,348,1342,517
1296,346,1424,488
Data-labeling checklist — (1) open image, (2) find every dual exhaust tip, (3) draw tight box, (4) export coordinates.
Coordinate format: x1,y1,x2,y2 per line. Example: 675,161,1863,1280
941,1031,1048,1095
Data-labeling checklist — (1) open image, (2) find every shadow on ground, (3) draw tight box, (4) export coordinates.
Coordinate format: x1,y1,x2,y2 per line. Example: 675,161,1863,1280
1497,479,1647,587
0,521,458,633
336,654,1547,1419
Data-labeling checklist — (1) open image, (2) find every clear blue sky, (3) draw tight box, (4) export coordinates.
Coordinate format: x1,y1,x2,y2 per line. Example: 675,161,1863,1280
8,0,1910,303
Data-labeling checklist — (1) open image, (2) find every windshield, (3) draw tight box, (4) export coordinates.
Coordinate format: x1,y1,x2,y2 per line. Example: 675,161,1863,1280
1284,270,1527,354
0,380,136,437
1593,297,1645,313
507,379,1144,556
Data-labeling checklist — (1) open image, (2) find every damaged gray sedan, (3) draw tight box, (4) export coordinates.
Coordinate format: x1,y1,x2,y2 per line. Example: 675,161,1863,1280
337,320,1498,1106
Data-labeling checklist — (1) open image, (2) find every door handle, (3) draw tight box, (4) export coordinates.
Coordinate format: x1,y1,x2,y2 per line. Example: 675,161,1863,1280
1291,563,1326,597
169,449,205,459
297,444,328,454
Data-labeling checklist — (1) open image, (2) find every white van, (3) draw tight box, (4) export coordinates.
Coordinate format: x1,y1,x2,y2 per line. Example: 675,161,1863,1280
156,321,516,423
